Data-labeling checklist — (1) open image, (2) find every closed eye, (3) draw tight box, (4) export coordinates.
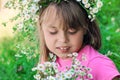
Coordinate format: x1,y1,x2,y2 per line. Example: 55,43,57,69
48,26,58,35
49,31,58,34
68,28,78,34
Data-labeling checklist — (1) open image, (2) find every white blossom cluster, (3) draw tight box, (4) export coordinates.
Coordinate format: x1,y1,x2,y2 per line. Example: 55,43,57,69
76,0,103,21
32,52,93,80
5,0,40,31
4,0,40,61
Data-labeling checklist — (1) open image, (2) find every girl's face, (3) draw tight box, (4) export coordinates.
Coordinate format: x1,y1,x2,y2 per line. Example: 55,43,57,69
41,7,85,59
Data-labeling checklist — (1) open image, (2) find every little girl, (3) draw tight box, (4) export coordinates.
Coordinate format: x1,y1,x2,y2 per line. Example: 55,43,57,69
38,0,120,80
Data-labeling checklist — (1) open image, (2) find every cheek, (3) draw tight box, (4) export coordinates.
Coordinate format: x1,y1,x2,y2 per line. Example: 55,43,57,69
44,33,52,44
44,32,51,40
71,33,83,43
43,32,56,49
70,33,84,51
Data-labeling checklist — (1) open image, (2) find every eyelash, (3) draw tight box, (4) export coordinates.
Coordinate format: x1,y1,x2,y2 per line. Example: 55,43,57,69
68,30,77,34
49,28,77,35
49,31,77,35
49,31,57,35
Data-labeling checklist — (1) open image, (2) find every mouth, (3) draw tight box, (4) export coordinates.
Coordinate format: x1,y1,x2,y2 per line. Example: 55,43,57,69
56,46,70,53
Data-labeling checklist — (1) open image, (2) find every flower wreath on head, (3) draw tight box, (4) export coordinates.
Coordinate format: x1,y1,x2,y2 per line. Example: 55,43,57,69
4,0,103,32
38,0,103,22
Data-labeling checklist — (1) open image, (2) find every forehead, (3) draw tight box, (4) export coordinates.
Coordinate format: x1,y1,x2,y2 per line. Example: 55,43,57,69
41,5,68,29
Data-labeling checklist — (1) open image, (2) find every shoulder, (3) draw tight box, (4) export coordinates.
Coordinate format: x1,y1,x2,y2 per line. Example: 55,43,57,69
88,57,120,80
87,51,120,80
80,45,120,80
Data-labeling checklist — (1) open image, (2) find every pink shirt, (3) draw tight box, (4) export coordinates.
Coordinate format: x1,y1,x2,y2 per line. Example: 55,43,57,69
56,45,120,80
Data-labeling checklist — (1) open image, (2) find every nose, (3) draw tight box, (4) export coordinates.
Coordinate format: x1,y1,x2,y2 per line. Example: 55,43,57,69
57,31,69,43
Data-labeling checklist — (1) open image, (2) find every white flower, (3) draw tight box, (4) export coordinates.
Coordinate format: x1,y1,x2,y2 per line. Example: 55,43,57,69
97,0,103,8
92,8,98,13
77,0,103,21
34,15,39,22
37,64,45,72
44,62,52,67
72,52,78,57
74,59,81,65
39,5,42,8
34,74,41,80
57,72,66,80
82,0,88,4
47,76,56,80
29,4,39,14
85,3,90,8
49,53,57,61
89,7,92,10
49,53,54,58
87,73,93,79
24,13,31,21
17,22,24,30
64,72,73,79
88,15,92,19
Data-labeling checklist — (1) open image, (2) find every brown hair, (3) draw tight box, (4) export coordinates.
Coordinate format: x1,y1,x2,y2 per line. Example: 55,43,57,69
38,0,101,62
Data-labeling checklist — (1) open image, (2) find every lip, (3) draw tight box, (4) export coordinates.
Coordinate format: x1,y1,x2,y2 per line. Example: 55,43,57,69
56,46,70,53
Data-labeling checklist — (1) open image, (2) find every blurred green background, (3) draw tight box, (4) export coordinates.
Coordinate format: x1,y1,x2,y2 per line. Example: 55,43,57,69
0,0,120,80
